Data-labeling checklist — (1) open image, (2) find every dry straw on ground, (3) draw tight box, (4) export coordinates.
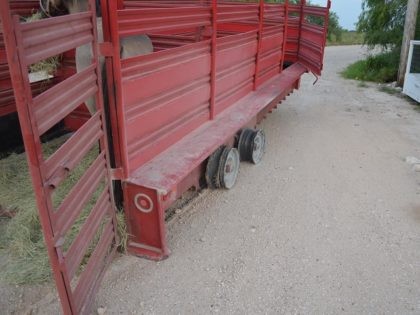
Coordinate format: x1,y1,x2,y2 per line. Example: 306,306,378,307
0,136,127,284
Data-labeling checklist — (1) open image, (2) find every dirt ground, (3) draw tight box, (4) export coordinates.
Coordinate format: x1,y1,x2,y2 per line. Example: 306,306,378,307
3,45,420,314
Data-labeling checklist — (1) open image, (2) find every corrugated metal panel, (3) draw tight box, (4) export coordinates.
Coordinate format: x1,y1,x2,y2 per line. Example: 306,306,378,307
117,7,212,36
121,41,212,172
215,30,257,115
298,5,329,75
20,12,94,65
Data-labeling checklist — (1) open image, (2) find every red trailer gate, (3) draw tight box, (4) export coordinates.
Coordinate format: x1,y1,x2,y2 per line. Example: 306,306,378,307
0,1,118,314
1,0,330,313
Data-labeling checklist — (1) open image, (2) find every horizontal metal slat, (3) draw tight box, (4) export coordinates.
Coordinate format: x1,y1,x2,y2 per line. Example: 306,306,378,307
0,104,15,116
65,188,111,280
44,112,103,188
301,22,324,35
121,40,210,79
127,103,208,156
217,30,257,51
122,52,211,108
300,37,324,53
303,6,328,17
73,221,115,313
288,4,302,13
53,152,107,237
33,65,97,135
124,0,206,7
217,5,258,23
126,76,210,122
117,7,211,36
0,88,15,106
18,12,94,65
9,1,39,16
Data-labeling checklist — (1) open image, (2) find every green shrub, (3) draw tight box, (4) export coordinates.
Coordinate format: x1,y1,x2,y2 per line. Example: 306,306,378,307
341,51,399,83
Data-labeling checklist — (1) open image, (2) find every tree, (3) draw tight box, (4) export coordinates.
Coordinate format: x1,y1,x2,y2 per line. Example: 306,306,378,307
357,0,420,49
326,11,343,41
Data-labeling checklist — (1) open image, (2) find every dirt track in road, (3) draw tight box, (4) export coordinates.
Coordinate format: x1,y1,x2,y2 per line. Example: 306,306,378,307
20,45,420,314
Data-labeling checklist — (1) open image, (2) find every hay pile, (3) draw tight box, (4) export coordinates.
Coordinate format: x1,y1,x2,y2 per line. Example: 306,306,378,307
0,136,127,285
0,137,66,284
24,11,61,76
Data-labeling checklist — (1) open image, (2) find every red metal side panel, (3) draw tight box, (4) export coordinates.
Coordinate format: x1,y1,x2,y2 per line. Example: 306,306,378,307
285,4,301,64
217,4,259,23
298,4,330,75
117,7,212,36
121,41,212,173
0,2,118,314
263,3,286,24
256,25,284,86
215,30,257,115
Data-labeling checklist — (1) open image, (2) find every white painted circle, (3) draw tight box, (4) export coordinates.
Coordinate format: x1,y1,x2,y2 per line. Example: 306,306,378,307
134,193,154,213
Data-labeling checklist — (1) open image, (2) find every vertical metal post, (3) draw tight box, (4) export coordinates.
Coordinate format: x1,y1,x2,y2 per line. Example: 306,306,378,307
297,0,305,59
317,0,331,75
280,0,289,72
100,0,124,171
210,0,217,119
323,0,331,46
254,0,264,90
106,0,130,177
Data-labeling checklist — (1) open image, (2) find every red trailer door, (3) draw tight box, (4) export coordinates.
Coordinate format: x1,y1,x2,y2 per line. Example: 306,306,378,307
297,2,331,76
0,1,118,314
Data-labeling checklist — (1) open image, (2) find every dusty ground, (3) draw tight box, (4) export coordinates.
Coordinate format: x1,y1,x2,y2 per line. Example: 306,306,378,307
4,45,420,314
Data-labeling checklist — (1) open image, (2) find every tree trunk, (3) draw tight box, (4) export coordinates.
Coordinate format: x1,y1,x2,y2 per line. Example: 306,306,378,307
398,0,419,86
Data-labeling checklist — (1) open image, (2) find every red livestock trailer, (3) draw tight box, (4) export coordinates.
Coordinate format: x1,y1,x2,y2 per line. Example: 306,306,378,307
0,0,330,313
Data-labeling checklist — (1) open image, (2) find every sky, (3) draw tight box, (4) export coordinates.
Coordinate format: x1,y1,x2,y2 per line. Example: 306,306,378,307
309,0,363,30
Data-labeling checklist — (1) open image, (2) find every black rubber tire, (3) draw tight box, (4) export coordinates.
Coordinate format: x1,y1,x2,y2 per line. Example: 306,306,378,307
237,128,254,161
205,146,225,189
237,128,266,164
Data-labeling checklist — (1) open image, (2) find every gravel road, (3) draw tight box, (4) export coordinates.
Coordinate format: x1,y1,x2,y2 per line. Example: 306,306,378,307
12,45,420,314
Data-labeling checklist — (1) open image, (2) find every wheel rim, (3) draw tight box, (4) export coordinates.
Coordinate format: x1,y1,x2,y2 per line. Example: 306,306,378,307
251,130,265,164
220,148,240,189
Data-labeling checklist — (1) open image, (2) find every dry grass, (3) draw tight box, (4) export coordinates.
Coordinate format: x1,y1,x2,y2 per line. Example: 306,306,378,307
0,136,127,285
24,11,61,76
0,137,66,284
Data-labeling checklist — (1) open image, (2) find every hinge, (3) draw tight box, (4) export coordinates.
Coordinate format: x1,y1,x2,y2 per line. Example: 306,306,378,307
99,42,114,57
110,167,124,180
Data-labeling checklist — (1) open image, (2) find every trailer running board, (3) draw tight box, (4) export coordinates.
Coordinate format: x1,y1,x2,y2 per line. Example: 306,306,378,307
123,63,307,259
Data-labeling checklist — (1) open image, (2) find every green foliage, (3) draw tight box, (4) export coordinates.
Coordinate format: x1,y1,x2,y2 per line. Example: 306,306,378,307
327,11,343,41
357,0,420,49
341,50,400,83
328,30,365,46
